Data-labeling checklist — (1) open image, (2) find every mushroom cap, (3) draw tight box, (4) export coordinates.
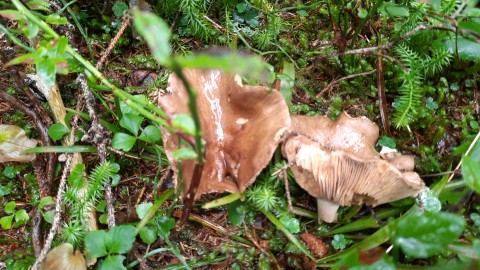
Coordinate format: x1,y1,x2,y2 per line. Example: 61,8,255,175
283,113,424,222
291,112,379,158
0,125,37,162
159,69,290,199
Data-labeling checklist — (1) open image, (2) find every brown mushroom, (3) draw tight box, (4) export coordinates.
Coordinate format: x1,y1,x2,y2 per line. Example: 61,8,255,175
283,112,424,223
158,69,290,199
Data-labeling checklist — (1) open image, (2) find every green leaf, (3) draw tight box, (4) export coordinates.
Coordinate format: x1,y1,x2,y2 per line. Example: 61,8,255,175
417,188,441,212
14,209,29,225
0,215,14,230
379,3,409,17
139,224,158,245
0,10,23,20
41,210,54,224
0,184,9,197
120,113,144,136
112,1,128,17
172,114,195,135
155,216,175,238
45,14,67,24
172,147,197,160
462,155,480,193
85,230,109,258
133,11,171,65
377,136,396,148
434,36,480,62
471,213,480,227
106,225,137,254
38,196,54,210
99,214,108,224
333,250,395,270
236,2,248,13
5,201,16,213
227,199,245,226
358,8,368,19
112,133,137,151
68,163,86,188
279,216,300,234
36,58,57,87
136,202,153,219
101,255,126,270
332,234,352,250
393,211,465,258
139,125,161,143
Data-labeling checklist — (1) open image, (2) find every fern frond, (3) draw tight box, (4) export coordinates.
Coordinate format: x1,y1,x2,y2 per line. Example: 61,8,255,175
394,70,423,128
422,48,452,77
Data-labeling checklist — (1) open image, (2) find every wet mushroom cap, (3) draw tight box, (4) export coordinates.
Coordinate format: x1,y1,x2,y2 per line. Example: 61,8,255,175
159,69,290,199
283,112,425,223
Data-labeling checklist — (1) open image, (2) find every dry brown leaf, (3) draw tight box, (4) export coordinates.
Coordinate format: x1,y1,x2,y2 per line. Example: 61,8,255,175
0,124,37,162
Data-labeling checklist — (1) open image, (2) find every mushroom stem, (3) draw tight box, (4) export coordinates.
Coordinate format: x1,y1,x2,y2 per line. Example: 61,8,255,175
317,199,340,223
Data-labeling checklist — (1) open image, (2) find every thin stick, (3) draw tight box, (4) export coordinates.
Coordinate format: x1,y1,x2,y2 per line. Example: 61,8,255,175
316,69,376,97
448,130,480,183
96,14,131,69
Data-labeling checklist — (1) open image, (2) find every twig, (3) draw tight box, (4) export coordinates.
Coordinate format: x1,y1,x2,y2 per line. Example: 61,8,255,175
30,128,76,270
76,74,115,229
316,69,376,98
95,13,131,69
448,130,480,183
377,50,391,135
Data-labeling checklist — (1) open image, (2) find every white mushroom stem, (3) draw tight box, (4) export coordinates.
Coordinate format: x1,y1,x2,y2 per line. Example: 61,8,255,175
317,199,340,223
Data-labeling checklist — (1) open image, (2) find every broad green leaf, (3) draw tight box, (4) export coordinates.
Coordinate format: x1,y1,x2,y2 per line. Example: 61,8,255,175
434,36,480,62
377,136,396,148
120,113,144,136
112,133,136,151
471,213,480,227
85,230,108,258
155,216,175,238
393,211,465,258
279,216,300,233
333,250,395,270
0,10,23,20
5,201,16,213
227,199,245,226
379,3,409,17
136,202,153,219
14,209,29,225
0,215,14,230
172,147,197,160
101,255,126,270
106,225,136,254
111,174,121,187
459,18,480,34
38,196,54,209
139,125,161,143
48,123,69,141
358,8,368,18
462,156,480,193
26,0,51,11
99,214,108,224
0,184,9,197
236,2,248,13
133,11,171,65
172,114,195,135
36,58,57,87
96,200,107,212
139,225,158,245
112,1,128,16
68,163,86,188
42,210,54,224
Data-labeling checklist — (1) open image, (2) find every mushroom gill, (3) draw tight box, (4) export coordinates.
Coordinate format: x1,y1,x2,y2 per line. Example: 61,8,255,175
158,69,290,200
283,112,425,223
